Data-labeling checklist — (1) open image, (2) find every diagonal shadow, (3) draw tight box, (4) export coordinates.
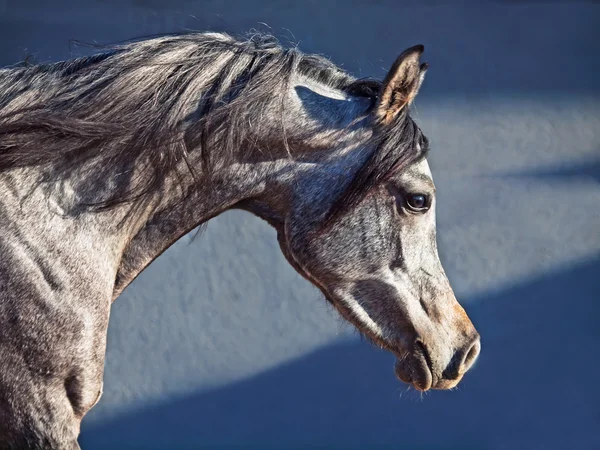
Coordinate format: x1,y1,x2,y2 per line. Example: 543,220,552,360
80,256,600,450
493,157,600,184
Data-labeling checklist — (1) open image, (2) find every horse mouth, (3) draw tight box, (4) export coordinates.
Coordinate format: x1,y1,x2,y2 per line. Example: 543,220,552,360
394,344,434,391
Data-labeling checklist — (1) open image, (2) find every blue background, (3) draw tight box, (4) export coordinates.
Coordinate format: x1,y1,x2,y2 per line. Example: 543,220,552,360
1,1,599,449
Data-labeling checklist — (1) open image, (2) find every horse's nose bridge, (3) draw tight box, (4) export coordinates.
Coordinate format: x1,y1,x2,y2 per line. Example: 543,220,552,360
449,293,478,337
439,294,478,348
418,269,470,329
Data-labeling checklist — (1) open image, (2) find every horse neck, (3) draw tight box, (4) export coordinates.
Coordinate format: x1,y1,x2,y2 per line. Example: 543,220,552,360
111,153,275,299
110,81,372,299
110,136,347,298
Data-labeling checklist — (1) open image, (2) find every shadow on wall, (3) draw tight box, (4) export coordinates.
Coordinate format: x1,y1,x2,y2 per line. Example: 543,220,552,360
80,256,600,450
496,156,600,184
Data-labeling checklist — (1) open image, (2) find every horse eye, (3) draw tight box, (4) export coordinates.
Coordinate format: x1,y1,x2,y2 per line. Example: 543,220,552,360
406,194,429,211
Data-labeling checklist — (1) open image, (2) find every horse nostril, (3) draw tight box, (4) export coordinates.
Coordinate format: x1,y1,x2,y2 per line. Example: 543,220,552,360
460,335,481,374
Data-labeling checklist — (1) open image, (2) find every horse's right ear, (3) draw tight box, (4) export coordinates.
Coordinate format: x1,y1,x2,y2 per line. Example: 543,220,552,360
376,45,428,125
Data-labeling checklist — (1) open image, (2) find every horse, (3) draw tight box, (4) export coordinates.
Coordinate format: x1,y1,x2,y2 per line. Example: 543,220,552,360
0,32,480,449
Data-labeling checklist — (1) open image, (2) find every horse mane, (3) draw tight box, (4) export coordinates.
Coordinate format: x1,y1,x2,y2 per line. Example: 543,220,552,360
0,31,426,218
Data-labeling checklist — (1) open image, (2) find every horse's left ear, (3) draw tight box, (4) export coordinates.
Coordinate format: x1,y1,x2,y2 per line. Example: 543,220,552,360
376,45,428,125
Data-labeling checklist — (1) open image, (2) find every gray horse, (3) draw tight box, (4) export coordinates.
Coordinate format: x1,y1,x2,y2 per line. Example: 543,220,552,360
0,32,480,449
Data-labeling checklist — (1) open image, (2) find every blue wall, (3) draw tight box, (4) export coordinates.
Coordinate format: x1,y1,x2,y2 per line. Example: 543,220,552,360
1,1,599,449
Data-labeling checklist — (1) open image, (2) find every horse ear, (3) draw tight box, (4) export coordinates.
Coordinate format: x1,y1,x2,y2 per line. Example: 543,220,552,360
376,45,428,125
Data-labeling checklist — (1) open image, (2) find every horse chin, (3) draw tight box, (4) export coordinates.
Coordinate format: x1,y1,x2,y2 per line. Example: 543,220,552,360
394,354,433,392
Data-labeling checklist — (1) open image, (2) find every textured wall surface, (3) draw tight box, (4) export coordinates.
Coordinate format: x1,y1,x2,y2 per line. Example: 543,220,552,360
1,1,599,449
